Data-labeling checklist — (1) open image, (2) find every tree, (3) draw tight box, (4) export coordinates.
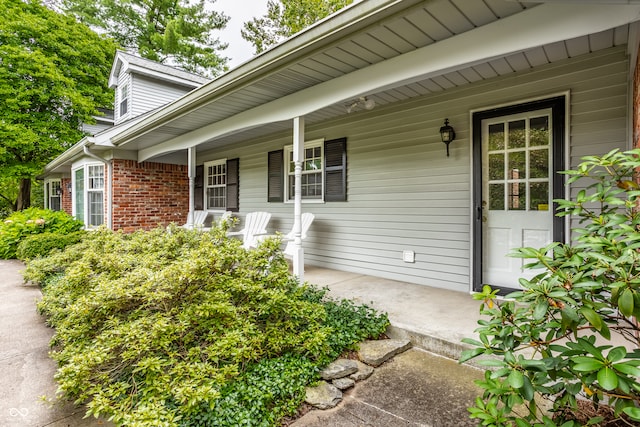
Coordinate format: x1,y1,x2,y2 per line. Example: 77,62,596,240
242,0,354,54
0,0,116,211
60,0,230,78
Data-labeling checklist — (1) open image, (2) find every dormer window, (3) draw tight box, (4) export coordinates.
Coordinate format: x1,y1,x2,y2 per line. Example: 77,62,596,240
119,83,129,116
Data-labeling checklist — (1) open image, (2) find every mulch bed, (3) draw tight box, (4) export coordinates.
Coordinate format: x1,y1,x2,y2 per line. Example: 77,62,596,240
554,400,639,426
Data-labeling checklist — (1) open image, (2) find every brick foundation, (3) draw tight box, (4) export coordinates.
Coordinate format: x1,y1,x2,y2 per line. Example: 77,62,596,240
111,160,189,232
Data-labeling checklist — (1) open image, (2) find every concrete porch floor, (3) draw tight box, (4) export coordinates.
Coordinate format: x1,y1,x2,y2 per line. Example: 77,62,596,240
302,266,482,361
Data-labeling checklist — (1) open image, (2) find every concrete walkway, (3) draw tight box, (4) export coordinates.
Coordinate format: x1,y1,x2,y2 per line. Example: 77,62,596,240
0,260,484,426
0,260,110,427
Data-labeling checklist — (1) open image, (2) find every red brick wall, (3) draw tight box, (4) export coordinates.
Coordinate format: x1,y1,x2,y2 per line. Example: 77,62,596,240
61,178,72,216
111,160,189,232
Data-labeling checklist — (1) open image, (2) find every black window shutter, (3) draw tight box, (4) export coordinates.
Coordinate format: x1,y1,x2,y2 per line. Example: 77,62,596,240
194,165,204,210
226,158,239,212
268,149,284,202
324,138,347,201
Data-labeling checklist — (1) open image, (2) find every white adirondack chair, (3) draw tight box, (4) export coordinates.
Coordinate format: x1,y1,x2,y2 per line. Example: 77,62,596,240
283,212,315,257
227,211,271,249
182,210,208,229
255,212,315,256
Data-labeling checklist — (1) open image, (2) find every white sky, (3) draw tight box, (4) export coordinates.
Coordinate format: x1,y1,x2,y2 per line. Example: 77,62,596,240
214,0,269,68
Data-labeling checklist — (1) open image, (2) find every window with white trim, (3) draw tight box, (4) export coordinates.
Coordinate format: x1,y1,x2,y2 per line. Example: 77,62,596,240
204,159,227,210
268,137,347,203
73,164,104,227
119,83,129,117
284,140,323,201
45,179,62,211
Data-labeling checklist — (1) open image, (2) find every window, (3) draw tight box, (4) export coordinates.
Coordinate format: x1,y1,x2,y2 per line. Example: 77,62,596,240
197,158,240,212
204,159,227,209
119,83,129,116
73,164,104,227
87,165,104,226
285,141,323,201
45,179,61,211
268,137,347,203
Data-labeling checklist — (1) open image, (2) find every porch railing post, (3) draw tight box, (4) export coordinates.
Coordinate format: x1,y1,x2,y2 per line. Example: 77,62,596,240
292,116,304,283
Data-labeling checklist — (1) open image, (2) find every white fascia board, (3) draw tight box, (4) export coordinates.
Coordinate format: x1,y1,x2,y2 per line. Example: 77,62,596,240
42,137,89,174
125,64,207,88
138,2,640,162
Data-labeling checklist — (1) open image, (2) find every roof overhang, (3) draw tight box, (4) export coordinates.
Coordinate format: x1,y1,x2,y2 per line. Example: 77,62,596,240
47,0,640,169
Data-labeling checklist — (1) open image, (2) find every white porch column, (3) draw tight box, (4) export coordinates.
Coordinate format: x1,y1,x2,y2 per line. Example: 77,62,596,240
187,146,196,226
292,116,305,282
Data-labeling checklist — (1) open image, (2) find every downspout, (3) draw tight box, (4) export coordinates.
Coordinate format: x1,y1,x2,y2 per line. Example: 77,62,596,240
83,145,113,229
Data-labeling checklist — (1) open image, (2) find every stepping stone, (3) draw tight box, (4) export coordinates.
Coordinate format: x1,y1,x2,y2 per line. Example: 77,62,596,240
320,358,358,380
350,360,374,381
305,381,342,409
358,339,412,367
332,377,355,390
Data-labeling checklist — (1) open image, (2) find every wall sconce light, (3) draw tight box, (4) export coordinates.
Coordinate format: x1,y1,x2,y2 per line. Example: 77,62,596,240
345,96,376,113
439,118,456,157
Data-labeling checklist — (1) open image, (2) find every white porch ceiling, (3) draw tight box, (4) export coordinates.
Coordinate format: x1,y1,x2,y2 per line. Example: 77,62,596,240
112,0,639,163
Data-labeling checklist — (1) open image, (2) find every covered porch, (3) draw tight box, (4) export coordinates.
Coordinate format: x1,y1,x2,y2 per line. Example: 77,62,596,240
302,265,480,361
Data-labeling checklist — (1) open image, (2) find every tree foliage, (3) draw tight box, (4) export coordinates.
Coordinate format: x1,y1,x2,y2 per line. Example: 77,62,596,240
60,0,230,77
0,0,116,210
462,149,640,426
242,0,354,54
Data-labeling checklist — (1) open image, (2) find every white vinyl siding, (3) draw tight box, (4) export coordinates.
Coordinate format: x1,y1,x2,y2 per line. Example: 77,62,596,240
196,46,628,293
130,75,194,118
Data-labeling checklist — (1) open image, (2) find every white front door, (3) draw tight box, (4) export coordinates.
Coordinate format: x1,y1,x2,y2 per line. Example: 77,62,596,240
481,109,553,289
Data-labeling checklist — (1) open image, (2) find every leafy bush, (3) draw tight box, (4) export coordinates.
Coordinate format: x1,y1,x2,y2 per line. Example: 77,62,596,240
27,223,388,427
16,231,85,261
0,208,83,259
462,149,640,426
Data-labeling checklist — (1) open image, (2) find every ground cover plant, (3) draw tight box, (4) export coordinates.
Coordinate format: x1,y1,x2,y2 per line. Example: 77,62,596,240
26,223,389,427
462,149,640,426
0,207,84,259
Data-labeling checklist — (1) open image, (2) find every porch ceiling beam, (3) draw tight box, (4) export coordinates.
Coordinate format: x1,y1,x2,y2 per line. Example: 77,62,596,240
138,2,640,162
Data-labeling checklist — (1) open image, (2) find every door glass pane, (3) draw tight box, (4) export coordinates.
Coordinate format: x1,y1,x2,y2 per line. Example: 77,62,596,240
508,120,526,148
530,149,549,179
488,153,504,180
488,123,505,150
530,116,549,146
508,183,526,210
489,184,505,210
508,151,525,179
530,182,549,211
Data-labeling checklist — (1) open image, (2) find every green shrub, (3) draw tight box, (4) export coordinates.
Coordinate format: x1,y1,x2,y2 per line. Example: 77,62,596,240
462,149,640,426
0,208,83,259
16,231,85,261
27,223,389,427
